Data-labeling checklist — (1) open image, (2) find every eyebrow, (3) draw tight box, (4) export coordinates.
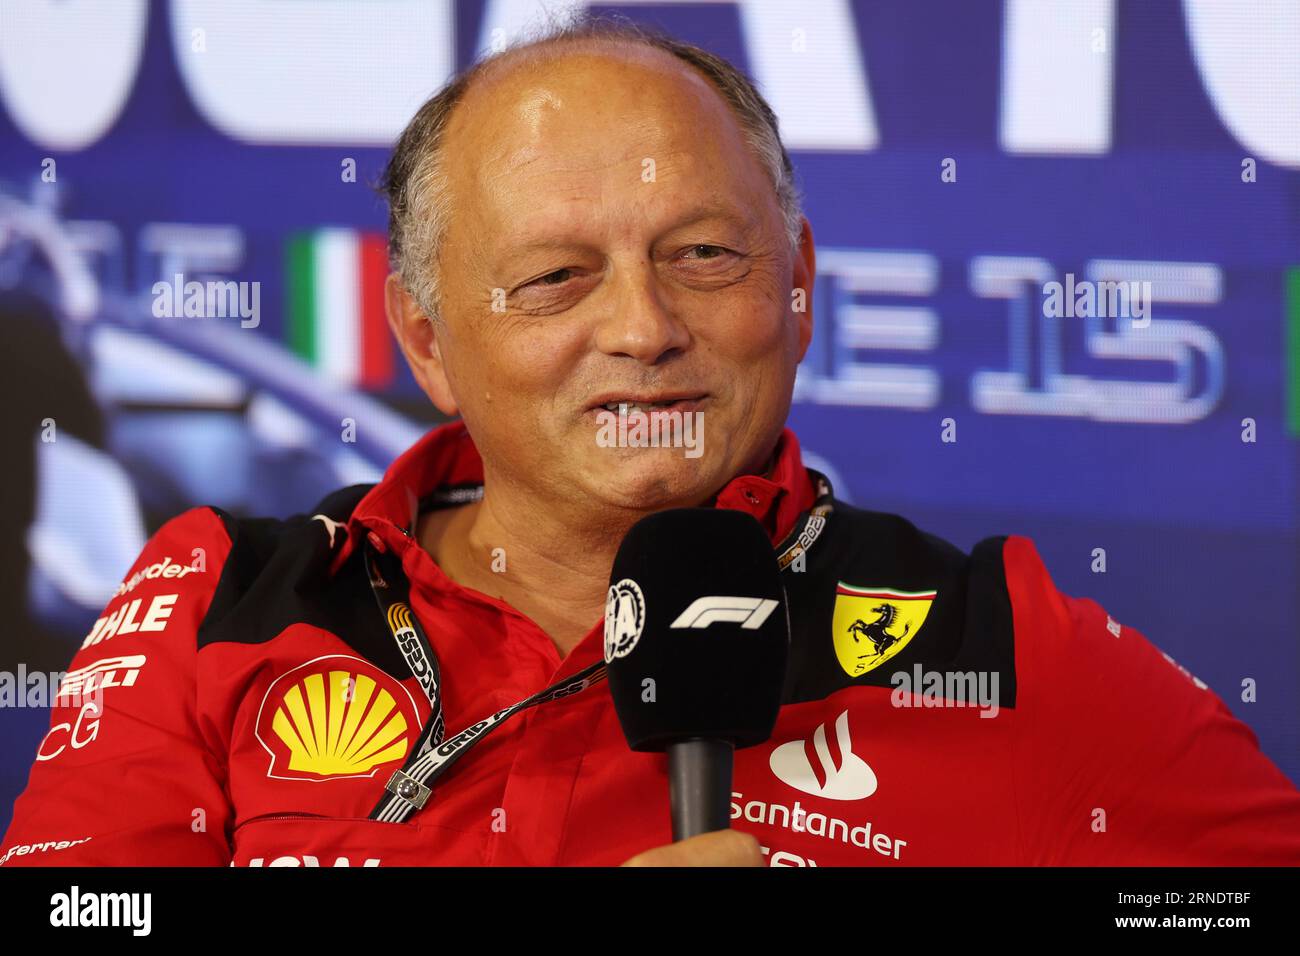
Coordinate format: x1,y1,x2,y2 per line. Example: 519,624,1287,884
661,201,760,234
495,201,761,263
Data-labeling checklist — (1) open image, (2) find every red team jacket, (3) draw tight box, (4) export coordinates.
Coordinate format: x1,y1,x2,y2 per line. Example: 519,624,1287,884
4,422,1300,867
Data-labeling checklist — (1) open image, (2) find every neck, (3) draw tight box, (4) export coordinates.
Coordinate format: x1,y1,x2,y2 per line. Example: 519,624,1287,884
419,478,641,659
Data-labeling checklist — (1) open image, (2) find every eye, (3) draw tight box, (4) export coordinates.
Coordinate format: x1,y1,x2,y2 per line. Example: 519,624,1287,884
682,244,730,260
528,268,575,287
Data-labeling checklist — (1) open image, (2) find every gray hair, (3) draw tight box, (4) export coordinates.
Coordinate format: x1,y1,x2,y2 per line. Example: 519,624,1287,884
379,13,804,322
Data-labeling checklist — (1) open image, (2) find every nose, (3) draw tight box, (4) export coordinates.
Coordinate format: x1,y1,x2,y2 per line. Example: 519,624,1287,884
593,259,690,364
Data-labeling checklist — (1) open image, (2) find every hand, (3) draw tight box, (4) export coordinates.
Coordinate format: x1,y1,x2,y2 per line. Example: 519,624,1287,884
620,829,764,867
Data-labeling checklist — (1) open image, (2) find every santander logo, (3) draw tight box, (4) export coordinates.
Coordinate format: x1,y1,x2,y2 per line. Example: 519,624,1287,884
769,710,877,801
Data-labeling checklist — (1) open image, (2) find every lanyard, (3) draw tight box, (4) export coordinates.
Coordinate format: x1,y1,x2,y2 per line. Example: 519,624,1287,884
364,541,606,822
362,473,834,824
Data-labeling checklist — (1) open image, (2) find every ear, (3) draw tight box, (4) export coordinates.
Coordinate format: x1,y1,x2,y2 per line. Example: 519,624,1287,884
385,274,459,417
792,216,816,361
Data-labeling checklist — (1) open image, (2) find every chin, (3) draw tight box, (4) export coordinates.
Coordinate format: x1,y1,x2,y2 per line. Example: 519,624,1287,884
585,447,718,511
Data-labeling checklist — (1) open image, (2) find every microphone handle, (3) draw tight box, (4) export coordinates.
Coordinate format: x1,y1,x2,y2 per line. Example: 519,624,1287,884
668,737,735,841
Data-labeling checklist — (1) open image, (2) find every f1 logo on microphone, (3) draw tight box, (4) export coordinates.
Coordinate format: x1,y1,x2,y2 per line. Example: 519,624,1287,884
671,597,778,630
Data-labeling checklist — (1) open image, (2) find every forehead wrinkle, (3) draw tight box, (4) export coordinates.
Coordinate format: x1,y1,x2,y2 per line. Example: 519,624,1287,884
487,136,759,237
475,133,696,249
485,135,692,207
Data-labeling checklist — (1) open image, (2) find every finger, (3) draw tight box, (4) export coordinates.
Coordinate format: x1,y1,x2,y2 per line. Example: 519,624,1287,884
621,829,764,867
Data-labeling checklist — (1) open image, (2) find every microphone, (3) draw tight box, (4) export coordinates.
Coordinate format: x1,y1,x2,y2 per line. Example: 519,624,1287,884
603,508,789,841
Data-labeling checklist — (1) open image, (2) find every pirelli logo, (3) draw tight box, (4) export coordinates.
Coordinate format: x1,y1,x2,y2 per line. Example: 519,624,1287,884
55,655,146,705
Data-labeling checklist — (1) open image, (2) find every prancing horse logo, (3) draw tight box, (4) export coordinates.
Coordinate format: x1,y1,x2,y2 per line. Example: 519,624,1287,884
847,603,910,660
831,584,935,677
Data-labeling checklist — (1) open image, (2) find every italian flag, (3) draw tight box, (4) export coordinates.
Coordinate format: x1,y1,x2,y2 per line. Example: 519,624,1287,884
286,228,395,389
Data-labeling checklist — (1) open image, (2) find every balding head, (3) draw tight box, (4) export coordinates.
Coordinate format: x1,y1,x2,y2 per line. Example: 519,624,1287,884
381,18,803,322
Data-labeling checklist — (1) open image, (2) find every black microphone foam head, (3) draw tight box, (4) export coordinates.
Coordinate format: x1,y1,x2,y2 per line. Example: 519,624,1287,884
603,507,789,752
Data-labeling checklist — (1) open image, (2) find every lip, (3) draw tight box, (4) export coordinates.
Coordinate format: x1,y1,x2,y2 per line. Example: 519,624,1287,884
586,392,709,413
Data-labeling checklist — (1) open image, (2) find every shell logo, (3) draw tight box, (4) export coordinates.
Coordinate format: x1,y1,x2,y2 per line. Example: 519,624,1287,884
255,655,419,782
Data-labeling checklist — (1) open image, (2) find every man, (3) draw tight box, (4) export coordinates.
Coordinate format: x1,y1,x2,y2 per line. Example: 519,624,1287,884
4,18,1299,868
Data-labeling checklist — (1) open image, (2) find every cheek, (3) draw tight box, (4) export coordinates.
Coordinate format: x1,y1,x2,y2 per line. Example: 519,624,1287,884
510,325,581,388
719,286,799,364
467,320,588,410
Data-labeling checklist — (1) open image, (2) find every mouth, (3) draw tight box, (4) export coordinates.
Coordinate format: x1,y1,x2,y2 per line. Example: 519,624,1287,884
586,393,708,417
